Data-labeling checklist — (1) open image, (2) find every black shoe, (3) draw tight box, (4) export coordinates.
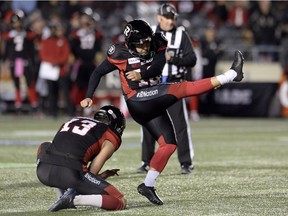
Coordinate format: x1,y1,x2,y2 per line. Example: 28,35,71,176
48,188,77,212
137,183,163,205
230,50,244,82
181,163,194,174
136,163,149,173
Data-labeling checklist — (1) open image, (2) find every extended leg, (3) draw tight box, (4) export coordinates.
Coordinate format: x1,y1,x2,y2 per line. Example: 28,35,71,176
168,50,244,99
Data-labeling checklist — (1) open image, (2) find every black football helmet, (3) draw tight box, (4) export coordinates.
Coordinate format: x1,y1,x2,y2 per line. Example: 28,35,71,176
124,19,153,45
94,105,126,137
124,19,154,59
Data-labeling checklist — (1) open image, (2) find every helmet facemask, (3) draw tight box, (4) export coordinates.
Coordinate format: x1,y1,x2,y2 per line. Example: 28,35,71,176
94,105,126,137
94,110,111,125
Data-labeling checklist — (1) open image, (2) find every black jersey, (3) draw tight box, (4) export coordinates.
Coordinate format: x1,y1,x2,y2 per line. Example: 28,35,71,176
2,29,35,61
86,33,167,100
70,29,103,63
37,117,121,172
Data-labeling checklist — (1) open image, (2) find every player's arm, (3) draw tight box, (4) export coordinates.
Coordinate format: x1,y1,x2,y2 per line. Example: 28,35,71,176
139,33,167,79
89,139,116,176
140,49,166,79
127,49,167,82
81,59,117,108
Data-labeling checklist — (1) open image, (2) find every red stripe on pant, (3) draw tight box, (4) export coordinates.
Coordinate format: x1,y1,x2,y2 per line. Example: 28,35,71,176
102,185,125,210
101,195,125,210
167,79,214,99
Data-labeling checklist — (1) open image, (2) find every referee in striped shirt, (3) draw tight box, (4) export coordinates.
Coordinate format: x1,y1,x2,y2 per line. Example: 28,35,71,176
137,3,197,174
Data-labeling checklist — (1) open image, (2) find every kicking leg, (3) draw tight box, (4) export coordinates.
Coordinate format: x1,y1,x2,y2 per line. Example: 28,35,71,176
169,50,244,99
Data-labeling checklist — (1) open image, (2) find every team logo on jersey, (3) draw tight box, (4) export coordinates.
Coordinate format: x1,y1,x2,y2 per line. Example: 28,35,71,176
141,57,153,65
57,39,64,47
128,57,140,64
108,45,115,55
136,89,158,98
128,57,141,68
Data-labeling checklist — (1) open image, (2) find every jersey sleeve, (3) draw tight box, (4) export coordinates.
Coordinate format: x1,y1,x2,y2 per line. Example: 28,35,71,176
140,34,167,80
140,50,166,80
86,59,118,98
106,43,130,71
103,128,121,151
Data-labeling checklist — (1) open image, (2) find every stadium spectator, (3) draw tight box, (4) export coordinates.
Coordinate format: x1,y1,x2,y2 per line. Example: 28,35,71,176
204,0,228,28
80,19,244,205
36,105,127,211
69,7,104,115
136,3,196,175
37,0,67,22
65,0,83,21
227,1,249,29
247,0,280,61
199,23,222,116
29,12,50,117
2,10,38,113
38,20,74,118
212,0,228,26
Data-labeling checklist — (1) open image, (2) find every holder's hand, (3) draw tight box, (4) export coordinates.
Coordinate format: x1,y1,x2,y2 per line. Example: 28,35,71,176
99,169,120,179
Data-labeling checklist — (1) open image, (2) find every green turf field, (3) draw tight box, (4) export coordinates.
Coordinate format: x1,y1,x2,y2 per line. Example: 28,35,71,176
0,115,287,216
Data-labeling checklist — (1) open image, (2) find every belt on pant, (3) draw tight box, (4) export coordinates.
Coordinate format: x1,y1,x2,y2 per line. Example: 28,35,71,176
46,148,82,161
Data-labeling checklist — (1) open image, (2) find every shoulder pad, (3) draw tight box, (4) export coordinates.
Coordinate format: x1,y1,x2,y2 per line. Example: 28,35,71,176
107,42,130,60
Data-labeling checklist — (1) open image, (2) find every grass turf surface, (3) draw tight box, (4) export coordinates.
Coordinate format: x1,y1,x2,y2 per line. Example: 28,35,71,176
0,115,287,216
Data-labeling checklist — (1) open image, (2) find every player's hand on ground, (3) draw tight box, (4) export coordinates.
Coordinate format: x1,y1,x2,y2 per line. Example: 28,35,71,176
126,70,142,81
80,98,93,108
99,169,120,179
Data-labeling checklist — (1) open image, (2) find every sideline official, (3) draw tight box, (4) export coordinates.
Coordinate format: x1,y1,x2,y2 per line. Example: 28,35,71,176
138,3,197,174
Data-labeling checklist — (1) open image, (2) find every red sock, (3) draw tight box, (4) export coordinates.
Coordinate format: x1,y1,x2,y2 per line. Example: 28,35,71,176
101,195,124,210
28,86,38,107
150,136,176,172
15,89,22,107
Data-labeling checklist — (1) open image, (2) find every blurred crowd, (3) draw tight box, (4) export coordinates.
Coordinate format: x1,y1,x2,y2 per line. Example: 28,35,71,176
0,0,288,118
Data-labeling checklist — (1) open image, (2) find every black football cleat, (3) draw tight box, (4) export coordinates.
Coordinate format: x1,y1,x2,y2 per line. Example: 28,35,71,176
230,50,244,82
48,188,77,212
137,183,163,205
181,163,194,175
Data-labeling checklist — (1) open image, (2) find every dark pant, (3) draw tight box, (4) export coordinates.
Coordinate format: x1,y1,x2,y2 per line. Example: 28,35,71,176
37,162,110,195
